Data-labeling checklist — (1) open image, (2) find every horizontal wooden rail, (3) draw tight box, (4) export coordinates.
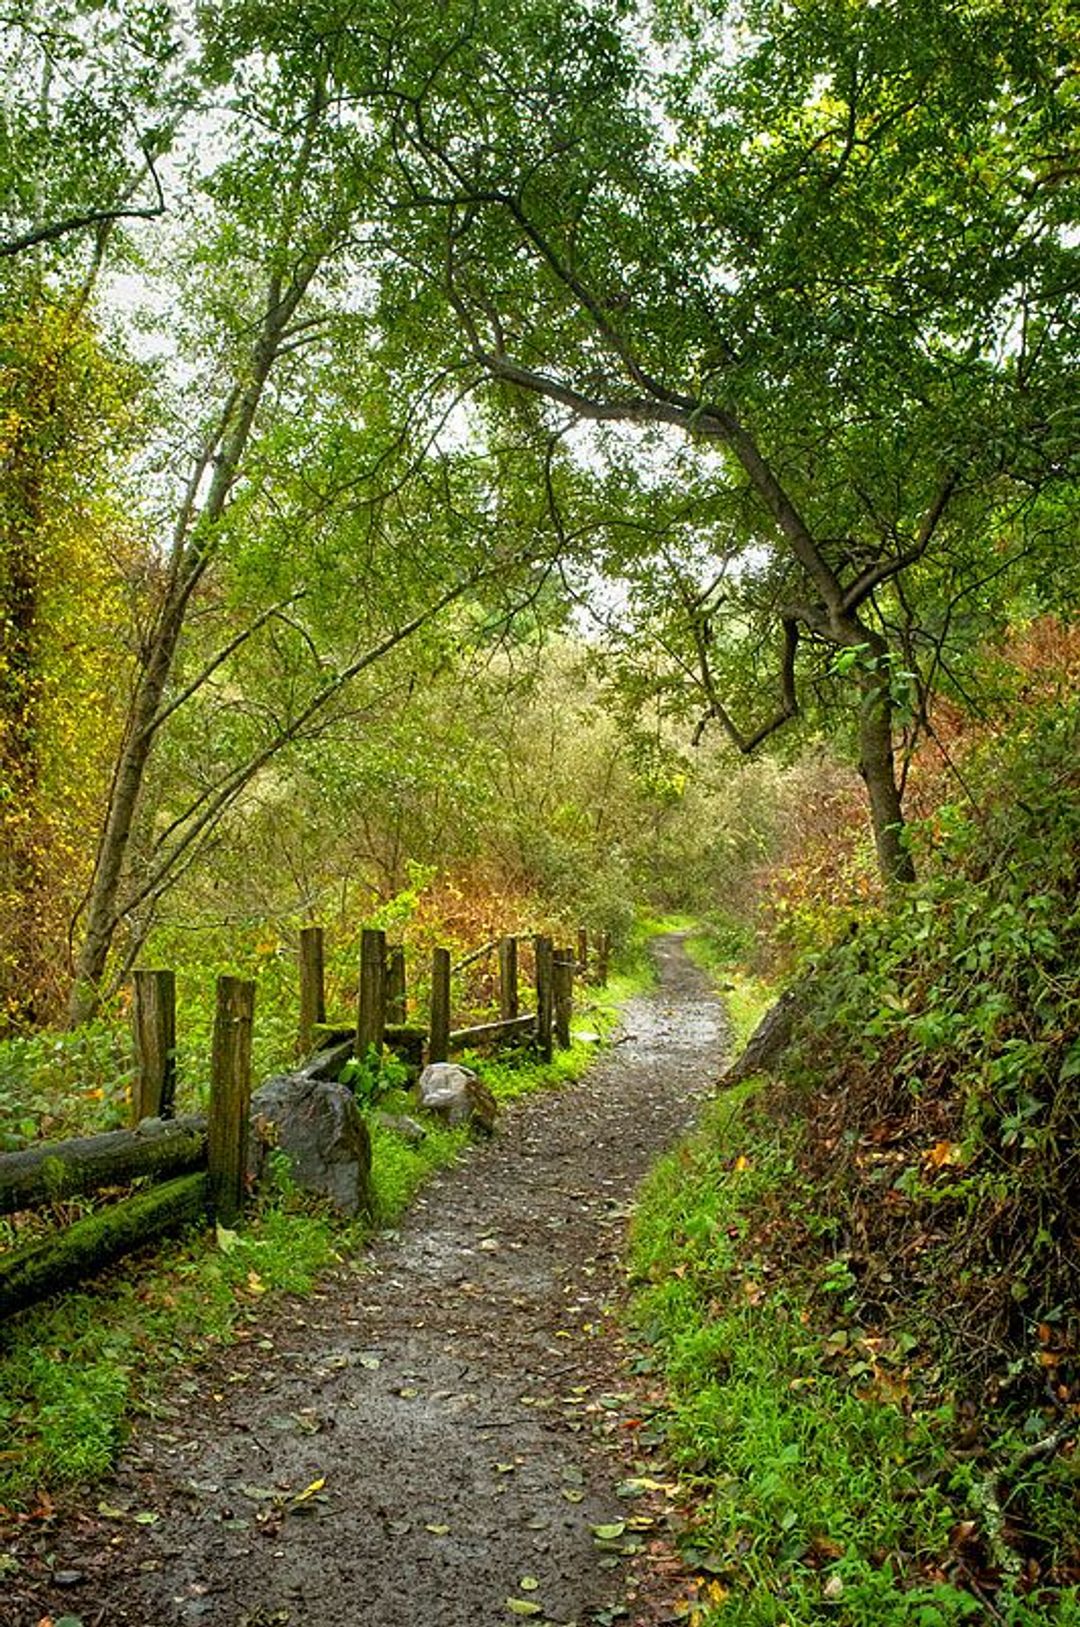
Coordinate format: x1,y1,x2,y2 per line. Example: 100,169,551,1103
0,1117,207,1217
448,1014,537,1050
451,937,499,974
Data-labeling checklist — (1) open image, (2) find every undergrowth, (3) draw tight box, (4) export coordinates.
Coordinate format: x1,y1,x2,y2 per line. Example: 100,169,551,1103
629,1088,1080,1626
788,702,1080,1391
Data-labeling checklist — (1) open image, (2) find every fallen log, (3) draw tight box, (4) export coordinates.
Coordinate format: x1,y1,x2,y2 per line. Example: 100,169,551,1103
0,1116,207,1216
0,1172,210,1320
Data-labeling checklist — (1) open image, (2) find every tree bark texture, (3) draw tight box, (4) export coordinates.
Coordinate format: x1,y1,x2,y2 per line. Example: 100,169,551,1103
855,639,916,885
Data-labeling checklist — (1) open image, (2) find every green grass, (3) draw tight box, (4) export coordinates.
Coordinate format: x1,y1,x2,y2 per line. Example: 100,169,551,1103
0,936,656,1505
681,923,774,1052
628,1087,1080,1627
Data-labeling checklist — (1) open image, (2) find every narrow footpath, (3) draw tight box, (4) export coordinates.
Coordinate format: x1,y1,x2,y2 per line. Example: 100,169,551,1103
6,935,727,1627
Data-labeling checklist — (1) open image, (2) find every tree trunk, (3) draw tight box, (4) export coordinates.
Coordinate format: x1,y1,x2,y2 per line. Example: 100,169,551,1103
68,599,187,1021
857,651,916,885
67,268,318,1025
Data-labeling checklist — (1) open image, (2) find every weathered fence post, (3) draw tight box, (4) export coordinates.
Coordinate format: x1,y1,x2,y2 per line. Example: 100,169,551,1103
576,926,589,978
429,946,451,1064
553,946,574,1050
597,930,611,988
534,934,554,1063
386,944,407,1025
132,968,177,1124
498,935,519,1021
298,926,325,1059
356,927,387,1060
207,975,255,1226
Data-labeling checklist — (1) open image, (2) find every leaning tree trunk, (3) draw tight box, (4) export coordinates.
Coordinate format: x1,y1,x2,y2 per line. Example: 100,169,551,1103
68,594,189,1022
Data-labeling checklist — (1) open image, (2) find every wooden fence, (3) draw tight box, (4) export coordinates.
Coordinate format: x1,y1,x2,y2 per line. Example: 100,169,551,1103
0,922,612,1321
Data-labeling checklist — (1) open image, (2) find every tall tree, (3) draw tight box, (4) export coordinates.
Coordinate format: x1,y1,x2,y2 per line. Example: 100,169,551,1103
367,0,1079,880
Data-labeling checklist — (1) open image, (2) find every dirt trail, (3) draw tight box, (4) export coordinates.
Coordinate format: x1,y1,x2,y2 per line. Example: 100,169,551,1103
5,934,727,1627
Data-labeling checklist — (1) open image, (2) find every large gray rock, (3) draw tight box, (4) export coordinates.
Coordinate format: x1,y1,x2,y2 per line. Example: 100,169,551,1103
250,1073,372,1215
415,1063,497,1134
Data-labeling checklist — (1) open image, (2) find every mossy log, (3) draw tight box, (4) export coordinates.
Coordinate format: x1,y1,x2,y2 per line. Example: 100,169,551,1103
0,1172,210,1320
0,1116,207,1216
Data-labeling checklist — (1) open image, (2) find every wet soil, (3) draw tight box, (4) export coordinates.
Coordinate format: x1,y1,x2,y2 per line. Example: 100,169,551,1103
3,935,727,1627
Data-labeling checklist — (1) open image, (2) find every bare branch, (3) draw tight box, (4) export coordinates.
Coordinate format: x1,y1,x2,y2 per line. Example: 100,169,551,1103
691,615,800,752
0,148,167,259
139,593,306,744
472,348,845,611
841,470,959,611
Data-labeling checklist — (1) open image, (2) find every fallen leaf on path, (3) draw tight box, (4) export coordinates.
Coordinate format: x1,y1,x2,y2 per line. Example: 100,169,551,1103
616,1476,676,1498
286,1477,326,1513
504,1600,542,1617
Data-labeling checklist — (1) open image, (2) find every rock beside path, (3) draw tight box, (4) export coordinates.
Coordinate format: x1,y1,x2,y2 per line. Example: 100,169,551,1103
723,984,803,1083
415,1062,498,1133
250,1073,373,1215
